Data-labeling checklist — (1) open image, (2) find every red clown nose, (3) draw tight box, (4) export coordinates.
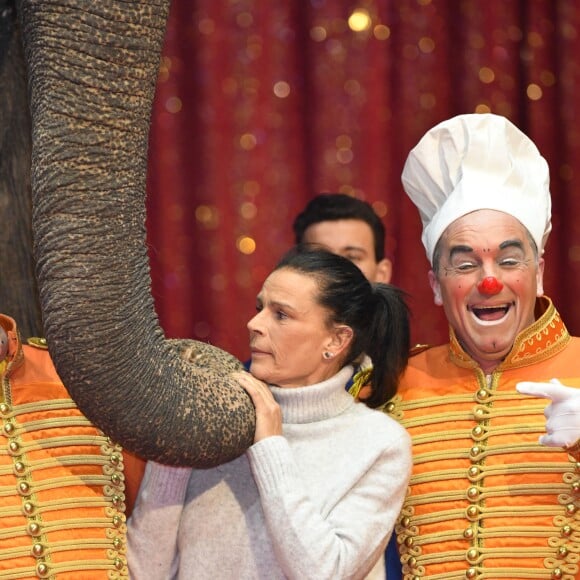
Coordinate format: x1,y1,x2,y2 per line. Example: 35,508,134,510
478,276,504,295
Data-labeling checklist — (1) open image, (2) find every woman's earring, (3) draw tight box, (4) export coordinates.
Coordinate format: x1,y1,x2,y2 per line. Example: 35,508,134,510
323,351,333,359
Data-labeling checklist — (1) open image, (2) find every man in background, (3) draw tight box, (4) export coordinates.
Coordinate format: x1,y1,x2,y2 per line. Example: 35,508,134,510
293,193,392,284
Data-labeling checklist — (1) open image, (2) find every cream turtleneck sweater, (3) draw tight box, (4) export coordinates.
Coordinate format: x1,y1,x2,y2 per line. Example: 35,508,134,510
127,366,411,580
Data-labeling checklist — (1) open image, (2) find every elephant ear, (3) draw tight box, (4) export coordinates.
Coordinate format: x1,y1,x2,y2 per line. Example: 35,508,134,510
17,0,255,467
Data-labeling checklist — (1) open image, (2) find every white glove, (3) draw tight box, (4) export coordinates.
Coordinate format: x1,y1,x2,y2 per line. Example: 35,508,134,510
516,379,580,448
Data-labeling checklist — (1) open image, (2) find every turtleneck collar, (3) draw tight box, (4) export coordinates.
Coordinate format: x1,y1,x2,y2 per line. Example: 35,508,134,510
269,366,355,424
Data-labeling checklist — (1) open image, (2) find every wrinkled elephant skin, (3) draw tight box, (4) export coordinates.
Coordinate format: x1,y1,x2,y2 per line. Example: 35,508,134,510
14,0,255,467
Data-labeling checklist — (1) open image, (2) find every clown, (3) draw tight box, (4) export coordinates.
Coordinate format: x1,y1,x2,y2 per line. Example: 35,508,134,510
387,113,580,580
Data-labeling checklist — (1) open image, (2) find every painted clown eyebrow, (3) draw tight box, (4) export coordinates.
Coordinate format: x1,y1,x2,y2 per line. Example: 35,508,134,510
448,239,525,259
498,239,525,251
448,245,473,259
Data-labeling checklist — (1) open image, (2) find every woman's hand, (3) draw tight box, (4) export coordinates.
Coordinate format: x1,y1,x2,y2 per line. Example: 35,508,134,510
232,372,283,443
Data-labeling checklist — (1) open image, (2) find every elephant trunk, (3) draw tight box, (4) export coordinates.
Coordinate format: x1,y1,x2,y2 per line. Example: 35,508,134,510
17,0,255,467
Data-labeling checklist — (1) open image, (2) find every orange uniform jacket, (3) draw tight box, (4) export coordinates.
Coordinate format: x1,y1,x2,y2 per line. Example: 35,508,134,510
0,314,145,579
387,297,580,580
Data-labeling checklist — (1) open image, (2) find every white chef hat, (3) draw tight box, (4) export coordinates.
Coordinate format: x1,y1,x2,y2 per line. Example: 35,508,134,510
401,113,552,265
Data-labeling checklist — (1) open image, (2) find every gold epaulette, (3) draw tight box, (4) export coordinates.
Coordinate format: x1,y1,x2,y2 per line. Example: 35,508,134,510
27,337,48,350
409,343,432,357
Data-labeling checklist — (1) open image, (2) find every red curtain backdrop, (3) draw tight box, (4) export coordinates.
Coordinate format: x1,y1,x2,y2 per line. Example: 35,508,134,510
146,0,580,362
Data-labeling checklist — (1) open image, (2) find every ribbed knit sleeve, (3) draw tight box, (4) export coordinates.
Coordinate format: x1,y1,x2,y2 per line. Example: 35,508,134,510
127,462,192,579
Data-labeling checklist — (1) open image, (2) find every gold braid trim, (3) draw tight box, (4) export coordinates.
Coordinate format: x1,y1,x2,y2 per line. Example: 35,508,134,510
0,396,129,577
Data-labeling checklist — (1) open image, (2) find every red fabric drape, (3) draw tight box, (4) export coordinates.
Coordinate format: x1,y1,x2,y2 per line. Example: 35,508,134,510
146,0,580,361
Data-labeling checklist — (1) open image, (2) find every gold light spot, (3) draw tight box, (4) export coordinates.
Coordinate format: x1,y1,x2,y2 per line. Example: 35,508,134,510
240,202,257,219
211,274,227,291
418,37,435,54
198,18,215,35
336,135,352,149
527,83,543,100
240,133,257,151
195,205,220,229
528,31,544,48
336,149,354,164
243,180,261,196
479,67,495,84
344,79,361,96
237,236,256,255
419,93,436,109
165,96,182,114
475,103,492,114
372,201,388,218
540,70,556,87
310,26,327,42
273,81,291,98
374,25,390,40
348,9,372,32
568,246,580,262
236,12,253,28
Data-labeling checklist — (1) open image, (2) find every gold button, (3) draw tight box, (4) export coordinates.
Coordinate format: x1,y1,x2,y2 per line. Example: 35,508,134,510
470,446,482,458
557,546,568,558
114,558,124,571
110,453,121,465
551,568,563,579
401,516,411,527
36,562,50,578
18,481,30,495
113,537,123,549
385,402,395,413
27,522,41,536
111,473,121,486
467,487,479,500
464,527,475,539
14,461,26,475
466,548,479,562
8,440,20,455
565,503,577,516
3,422,15,435
471,425,484,438
113,515,122,528
466,568,477,579
476,389,488,401
405,537,414,547
23,502,35,516
0,402,10,415
474,407,485,418
562,525,572,537
31,543,44,557
408,556,417,567
468,466,480,479
466,505,479,520
571,481,579,493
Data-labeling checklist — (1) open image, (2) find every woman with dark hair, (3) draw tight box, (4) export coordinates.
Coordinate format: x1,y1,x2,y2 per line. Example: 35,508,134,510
127,248,412,579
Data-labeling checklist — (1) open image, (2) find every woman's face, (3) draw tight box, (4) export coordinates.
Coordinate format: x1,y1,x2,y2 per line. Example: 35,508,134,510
247,267,341,388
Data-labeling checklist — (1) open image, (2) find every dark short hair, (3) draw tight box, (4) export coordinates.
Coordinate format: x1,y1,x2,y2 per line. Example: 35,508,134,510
274,246,410,408
292,193,386,261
